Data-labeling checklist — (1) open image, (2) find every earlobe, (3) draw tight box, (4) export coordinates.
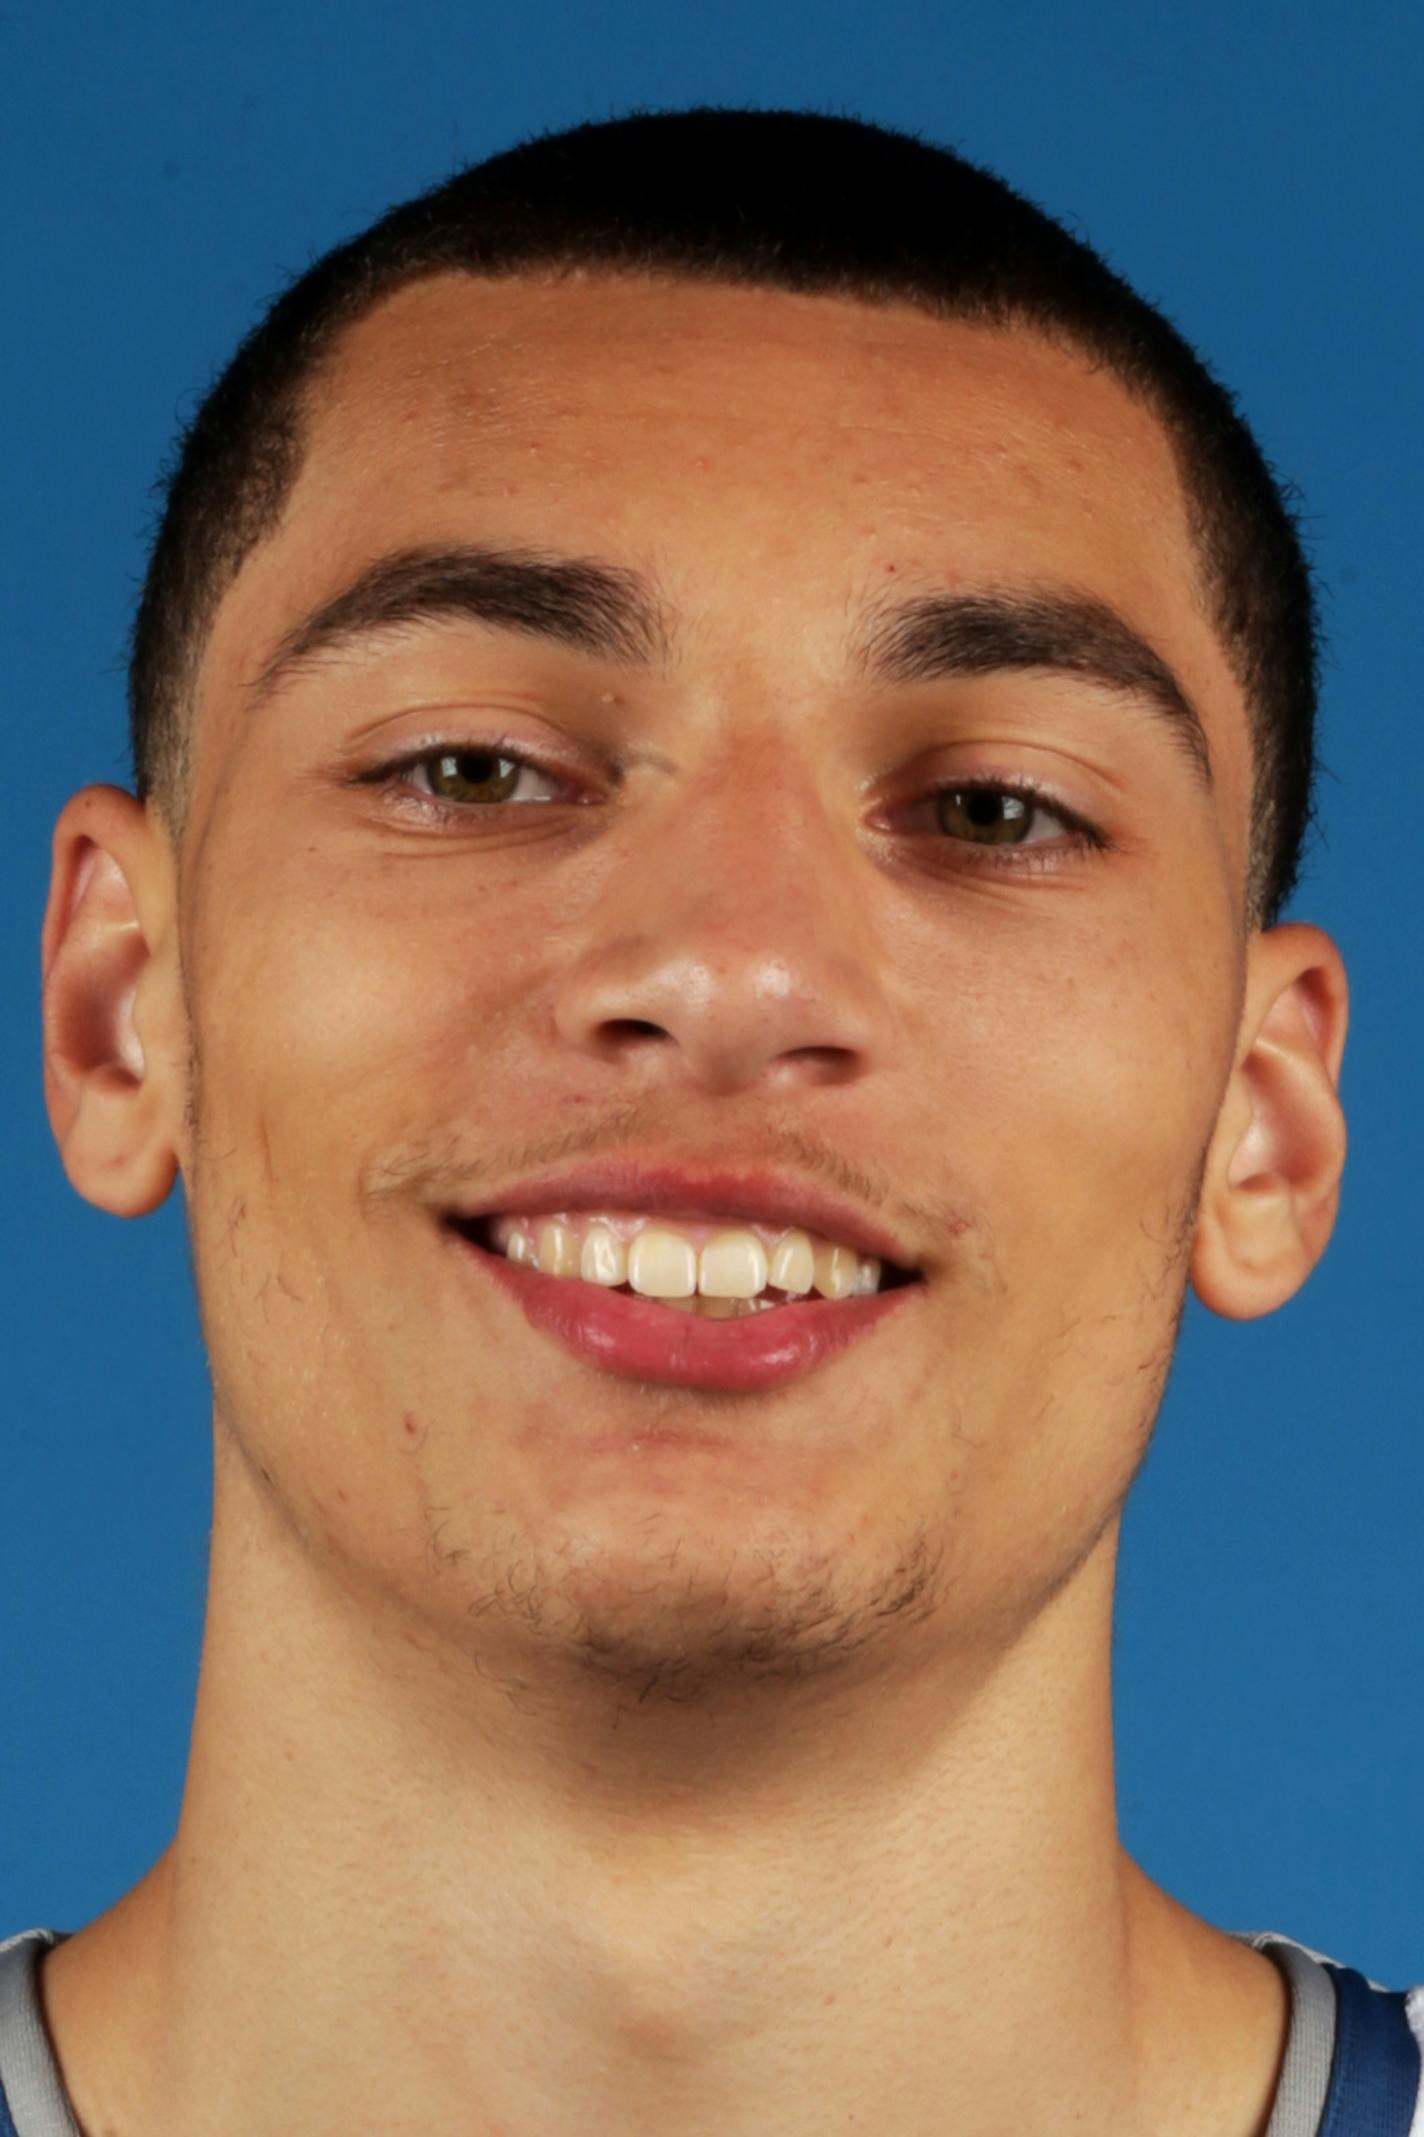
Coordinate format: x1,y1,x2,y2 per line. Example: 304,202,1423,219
1191,922,1349,1321
42,783,185,1217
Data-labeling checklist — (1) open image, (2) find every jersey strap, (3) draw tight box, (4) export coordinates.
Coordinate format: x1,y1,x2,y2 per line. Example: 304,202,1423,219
1317,1962,1421,2136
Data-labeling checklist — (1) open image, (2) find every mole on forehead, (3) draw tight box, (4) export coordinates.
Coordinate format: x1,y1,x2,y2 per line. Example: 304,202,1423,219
237,529,1216,799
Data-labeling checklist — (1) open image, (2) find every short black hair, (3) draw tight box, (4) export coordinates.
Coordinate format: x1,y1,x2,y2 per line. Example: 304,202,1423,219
130,105,1319,928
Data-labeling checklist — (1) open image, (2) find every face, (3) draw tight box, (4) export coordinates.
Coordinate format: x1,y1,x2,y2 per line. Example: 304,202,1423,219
164,275,1256,1705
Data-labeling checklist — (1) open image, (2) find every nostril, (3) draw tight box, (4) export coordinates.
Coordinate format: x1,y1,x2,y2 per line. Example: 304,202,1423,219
600,1019,669,1043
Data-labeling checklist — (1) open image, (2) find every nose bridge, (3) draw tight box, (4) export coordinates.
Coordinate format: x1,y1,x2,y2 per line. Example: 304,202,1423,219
553,735,887,1087
665,736,841,926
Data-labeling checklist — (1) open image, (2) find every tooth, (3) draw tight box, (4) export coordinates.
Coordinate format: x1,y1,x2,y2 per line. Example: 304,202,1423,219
511,1211,882,1303
698,1229,769,1299
768,1230,815,1295
696,1295,741,1319
580,1224,628,1287
536,1220,580,1278
627,1227,698,1298
812,1239,860,1299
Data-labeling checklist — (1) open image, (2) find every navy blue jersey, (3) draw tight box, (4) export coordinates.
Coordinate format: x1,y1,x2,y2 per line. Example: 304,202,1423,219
1231,1931,1422,2137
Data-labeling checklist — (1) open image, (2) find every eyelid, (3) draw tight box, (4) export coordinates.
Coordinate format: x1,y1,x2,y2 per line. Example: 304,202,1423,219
919,774,1098,836
353,735,587,812
893,770,1109,859
351,737,1109,873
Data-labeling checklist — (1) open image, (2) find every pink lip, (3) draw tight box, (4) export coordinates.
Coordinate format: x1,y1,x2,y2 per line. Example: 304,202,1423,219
446,1159,921,1269
449,1228,920,1393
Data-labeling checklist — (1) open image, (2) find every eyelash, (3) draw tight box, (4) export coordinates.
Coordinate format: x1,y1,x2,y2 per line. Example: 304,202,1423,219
353,743,1109,874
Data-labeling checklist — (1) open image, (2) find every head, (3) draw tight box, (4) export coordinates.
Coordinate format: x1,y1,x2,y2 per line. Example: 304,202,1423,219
130,108,1320,933
43,109,1347,1720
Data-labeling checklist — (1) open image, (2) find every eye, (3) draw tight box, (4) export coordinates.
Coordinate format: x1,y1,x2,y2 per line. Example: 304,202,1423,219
354,748,1104,870
917,779,1107,869
352,740,579,820
399,747,563,807
937,783,1050,845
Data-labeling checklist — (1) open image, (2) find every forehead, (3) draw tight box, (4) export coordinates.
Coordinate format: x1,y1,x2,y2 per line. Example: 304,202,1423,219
290,271,1199,587
201,270,1249,853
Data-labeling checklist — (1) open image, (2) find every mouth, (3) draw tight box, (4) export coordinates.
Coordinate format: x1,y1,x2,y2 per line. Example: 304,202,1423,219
440,1188,924,1393
452,1207,919,1305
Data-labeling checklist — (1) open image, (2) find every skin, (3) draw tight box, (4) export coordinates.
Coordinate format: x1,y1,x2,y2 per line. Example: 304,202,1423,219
37,272,1348,2136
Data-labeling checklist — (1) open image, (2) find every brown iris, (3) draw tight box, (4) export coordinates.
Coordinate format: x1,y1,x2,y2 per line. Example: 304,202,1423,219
934,788,1031,845
425,750,523,804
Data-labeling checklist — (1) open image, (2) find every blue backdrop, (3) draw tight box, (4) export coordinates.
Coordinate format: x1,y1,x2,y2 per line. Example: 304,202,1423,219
4,0,1420,1982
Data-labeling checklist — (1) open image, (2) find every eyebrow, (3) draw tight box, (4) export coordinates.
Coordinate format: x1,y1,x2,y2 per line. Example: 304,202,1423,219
249,543,667,704
249,541,1212,789
860,587,1213,788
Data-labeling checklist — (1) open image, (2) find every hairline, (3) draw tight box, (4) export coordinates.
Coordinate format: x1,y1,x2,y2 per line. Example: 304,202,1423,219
156,260,1263,919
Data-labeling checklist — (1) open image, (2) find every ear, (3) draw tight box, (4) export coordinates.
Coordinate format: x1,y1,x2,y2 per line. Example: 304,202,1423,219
41,783,187,1216
1191,921,1349,1320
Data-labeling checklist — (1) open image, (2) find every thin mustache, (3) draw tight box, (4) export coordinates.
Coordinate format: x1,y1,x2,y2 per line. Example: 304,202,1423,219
362,1113,943,1240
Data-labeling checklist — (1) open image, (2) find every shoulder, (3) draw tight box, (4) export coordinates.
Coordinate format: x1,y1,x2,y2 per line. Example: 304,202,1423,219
1236,1928,1424,2135
0,1928,78,2137
0,1926,66,2002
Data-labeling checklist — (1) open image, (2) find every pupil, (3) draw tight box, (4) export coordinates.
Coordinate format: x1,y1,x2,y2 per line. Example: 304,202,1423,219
937,789,1029,844
432,751,520,803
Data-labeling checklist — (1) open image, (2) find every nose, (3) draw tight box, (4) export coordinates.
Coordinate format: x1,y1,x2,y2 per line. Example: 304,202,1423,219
550,752,889,1096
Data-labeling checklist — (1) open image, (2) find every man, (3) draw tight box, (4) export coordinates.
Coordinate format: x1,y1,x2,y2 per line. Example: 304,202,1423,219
1,105,1409,2135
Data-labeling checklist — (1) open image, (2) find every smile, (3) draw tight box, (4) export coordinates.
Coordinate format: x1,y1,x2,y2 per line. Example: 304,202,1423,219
443,1205,922,1393
484,1207,902,1309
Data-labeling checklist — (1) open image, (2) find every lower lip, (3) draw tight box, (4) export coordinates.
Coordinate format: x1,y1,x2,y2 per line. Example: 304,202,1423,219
448,1228,918,1392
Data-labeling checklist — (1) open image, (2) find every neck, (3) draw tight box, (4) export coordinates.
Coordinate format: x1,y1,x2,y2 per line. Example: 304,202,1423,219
38,1431,1288,2137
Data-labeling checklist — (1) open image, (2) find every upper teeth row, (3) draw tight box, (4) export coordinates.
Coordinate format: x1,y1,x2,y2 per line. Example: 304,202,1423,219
491,1213,881,1300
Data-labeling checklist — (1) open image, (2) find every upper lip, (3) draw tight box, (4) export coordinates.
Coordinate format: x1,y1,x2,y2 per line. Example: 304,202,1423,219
444,1160,919,1270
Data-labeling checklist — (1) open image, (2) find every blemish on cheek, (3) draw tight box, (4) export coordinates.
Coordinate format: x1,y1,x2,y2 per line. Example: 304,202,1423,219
401,1411,429,1452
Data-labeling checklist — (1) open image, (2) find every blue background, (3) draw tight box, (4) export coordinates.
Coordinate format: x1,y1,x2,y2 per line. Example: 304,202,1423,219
4,0,1421,1983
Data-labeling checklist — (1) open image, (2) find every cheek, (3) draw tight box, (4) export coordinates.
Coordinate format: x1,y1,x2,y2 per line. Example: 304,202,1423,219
189,836,555,1158
179,844,546,1486
896,934,1230,1643
936,901,1231,1259
897,892,1235,1521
